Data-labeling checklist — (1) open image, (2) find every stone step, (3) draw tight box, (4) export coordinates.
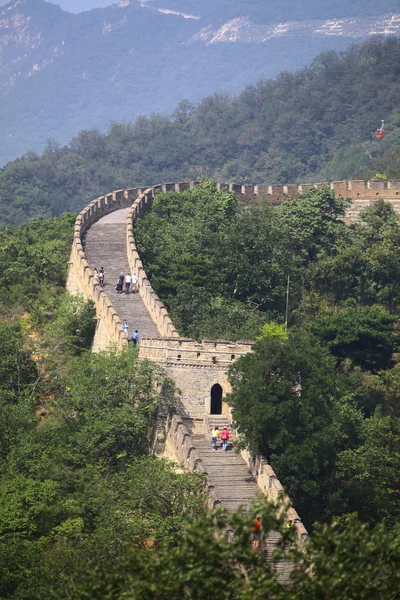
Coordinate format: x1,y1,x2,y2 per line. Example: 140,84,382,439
192,433,259,512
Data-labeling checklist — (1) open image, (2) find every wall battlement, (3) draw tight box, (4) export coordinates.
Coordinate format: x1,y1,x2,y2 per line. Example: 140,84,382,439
139,337,253,367
217,179,400,206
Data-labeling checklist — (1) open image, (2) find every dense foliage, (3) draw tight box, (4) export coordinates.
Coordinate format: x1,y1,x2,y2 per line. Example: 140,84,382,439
0,213,75,309
21,500,400,600
0,37,399,226
137,180,400,532
0,213,206,598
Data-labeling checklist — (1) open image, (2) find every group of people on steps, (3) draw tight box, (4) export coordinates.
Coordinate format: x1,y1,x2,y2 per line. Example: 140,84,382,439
92,267,140,345
117,271,140,345
211,425,230,451
93,267,105,286
116,271,138,294
92,268,138,295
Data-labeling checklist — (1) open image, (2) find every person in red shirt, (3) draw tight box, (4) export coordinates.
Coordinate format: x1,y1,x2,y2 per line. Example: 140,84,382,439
220,426,230,451
252,517,261,550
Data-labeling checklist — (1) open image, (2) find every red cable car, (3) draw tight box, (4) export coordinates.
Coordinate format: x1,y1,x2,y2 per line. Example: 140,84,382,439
376,119,386,139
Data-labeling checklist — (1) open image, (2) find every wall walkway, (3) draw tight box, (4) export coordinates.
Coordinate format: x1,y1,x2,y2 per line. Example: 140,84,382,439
83,207,160,346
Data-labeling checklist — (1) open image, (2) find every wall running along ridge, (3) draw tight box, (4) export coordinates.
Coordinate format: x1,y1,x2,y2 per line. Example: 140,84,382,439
67,178,400,350
67,178,399,540
67,187,142,349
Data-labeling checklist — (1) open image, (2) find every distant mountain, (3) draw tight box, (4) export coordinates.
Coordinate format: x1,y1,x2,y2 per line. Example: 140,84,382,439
0,36,399,227
150,0,400,22
0,0,399,165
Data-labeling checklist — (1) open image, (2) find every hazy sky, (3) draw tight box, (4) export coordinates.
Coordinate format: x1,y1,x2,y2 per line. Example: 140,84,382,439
0,0,151,12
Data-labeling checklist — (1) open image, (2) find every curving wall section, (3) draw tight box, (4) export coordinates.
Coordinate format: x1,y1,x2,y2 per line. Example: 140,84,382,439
67,187,143,349
67,178,400,350
67,177,400,543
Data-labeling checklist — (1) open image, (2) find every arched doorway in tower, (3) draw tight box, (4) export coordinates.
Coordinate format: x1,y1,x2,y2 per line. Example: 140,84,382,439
210,384,223,415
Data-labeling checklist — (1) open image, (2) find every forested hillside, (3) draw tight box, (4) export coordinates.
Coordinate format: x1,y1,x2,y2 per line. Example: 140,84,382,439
0,36,399,226
0,215,207,598
1,0,398,165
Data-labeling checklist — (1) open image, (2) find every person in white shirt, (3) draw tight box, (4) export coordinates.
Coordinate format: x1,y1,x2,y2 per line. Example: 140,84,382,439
125,274,131,294
131,273,138,293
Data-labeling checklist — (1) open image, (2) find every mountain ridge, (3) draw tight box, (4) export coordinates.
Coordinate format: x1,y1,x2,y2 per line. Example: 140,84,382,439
0,0,399,165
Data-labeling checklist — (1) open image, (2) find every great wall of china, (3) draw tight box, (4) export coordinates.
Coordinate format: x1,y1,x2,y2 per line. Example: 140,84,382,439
66,178,400,543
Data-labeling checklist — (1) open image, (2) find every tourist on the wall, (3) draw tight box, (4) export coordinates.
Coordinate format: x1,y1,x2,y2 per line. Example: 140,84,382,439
122,319,129,336
131,330,139,346
220,426,230,451
125,273,131,294
116,272,124,294
252,517,261,550
99,267,105,286
131,273,138,293
211,425,219,451
93,267,99,284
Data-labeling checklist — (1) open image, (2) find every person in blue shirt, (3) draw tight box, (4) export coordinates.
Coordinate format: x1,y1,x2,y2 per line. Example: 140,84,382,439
131,330,139,346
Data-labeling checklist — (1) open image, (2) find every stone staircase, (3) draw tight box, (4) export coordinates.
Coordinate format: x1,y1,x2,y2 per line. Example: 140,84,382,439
194,415,259,512
82,206,297,570
83,208,160,340
193,438,261,513
195,416,288,566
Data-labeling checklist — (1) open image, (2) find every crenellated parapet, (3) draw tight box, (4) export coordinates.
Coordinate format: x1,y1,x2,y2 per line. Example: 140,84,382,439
213,179,400,209
138,337,253,367
126,187,180,338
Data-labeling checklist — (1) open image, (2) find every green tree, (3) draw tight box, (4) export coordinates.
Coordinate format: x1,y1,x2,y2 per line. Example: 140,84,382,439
335,413,400,525
227,329,357,526
311,306,398,371
274,185,351,266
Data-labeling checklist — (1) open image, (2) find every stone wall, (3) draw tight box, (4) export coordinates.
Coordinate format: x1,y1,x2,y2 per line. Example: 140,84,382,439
67,178,400,533
217,180,400,220
203,412,309,542
138,337,252,366
66,187,142,350
126,187,179,338
165,414,220,510
139,337,252,430
239,448,308,541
